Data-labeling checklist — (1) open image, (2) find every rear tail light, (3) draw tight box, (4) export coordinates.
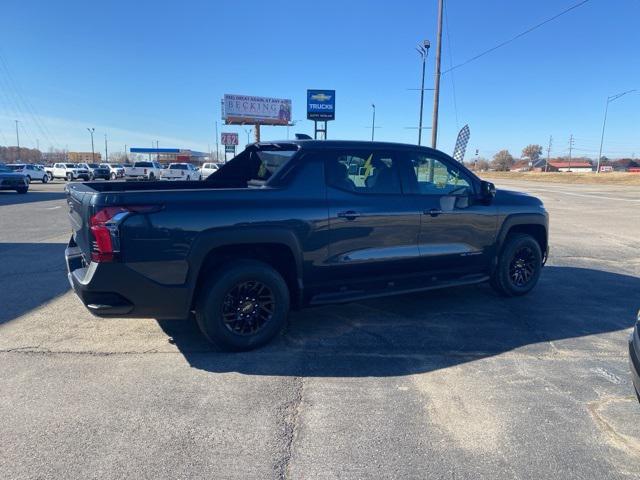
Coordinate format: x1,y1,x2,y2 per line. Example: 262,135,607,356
89,205,161,263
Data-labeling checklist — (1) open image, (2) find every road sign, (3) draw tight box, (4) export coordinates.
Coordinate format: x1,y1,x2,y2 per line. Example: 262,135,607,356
307,90,335,121
221,132,239,146
225,145,236,154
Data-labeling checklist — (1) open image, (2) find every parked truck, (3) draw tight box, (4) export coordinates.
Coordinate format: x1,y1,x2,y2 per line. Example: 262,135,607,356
65,140,548,350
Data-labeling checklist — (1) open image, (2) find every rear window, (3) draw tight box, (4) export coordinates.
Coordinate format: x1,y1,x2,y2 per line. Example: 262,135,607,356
65,163,76,168
134,162,153,167
169,164,188,170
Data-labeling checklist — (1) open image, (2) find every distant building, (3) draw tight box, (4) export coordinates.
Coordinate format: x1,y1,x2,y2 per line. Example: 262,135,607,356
547,161,593,173
68,152,102,163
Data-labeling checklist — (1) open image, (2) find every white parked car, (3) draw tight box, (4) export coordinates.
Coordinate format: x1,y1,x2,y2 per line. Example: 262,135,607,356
47,163,91,181
6,164,49,183
161,163,202,181
125,161,162,180
200,162,220,178
99,163,126,180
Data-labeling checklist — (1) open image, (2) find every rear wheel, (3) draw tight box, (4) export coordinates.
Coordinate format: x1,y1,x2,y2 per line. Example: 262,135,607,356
195,260,290,351
490,233,542,297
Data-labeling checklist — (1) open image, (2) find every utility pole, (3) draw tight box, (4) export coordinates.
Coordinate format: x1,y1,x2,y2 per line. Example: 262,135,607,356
104,134,108,164
416,40,430,146
431,0,444,149
87,128,95,163
124,144,128,162
15,120,20,160
568,134,574,171
155,140,159,162
371,104,376,141
215,121,219,162
545,135,552,172
597,89,636,173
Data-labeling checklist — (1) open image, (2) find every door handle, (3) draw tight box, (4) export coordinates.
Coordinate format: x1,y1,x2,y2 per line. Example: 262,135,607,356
337,210,360,220
424,208,443,217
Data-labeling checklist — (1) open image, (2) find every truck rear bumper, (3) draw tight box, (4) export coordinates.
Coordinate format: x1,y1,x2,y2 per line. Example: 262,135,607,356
629,320,640,401
65,238,192,320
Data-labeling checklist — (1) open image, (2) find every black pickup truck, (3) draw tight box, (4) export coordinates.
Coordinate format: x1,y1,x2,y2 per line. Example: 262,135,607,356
65,140,548,350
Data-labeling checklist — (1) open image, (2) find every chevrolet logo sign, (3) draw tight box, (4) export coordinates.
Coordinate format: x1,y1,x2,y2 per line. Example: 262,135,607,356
310,93,332,102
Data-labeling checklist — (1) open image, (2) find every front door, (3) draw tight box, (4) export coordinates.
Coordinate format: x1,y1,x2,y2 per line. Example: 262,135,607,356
323,148,421,286
403,150,498,278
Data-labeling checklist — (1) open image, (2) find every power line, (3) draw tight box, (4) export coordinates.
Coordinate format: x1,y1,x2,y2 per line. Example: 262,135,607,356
443,0,591,74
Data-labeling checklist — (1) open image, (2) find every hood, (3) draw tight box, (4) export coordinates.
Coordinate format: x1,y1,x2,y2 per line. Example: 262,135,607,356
494,189,544,207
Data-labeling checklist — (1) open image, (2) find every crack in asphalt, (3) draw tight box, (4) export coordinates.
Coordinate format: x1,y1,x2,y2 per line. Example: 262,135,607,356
273,376,304,480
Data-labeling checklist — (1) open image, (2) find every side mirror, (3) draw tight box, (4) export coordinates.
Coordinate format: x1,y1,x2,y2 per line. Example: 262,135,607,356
480,180,496,202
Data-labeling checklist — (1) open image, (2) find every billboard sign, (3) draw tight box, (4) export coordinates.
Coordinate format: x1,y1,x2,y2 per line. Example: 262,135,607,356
223,94,291,126
307,89,335,120
221,132,239,146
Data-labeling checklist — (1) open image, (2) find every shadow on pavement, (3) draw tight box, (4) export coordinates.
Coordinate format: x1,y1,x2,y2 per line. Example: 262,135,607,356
158,266,639,377
0,242,70,325
0,190,66,206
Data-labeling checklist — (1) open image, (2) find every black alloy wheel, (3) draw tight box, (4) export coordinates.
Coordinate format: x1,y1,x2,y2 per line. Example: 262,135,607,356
221,280,275,336
508,246,536,287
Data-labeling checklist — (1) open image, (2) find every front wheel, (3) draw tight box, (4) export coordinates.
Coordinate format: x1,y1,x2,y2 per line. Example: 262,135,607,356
195,260,290,351
16,186,28,194
490,233,542,297
41,174,49,183
66,173,73,182
110,172,116,180
48,172,54,181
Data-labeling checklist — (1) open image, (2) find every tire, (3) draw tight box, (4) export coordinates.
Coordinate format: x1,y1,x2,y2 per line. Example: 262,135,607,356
16,186,28,194
26,175,31,184
48,172,54,181
110,172,116,180
149,172,155,181
195,260,290,351
89,173,94,181
490,233,542,297
42,174,48,184
66,173,73,182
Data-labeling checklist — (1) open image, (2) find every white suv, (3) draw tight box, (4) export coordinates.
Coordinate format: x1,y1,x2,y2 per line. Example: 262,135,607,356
160,163,202,180
47,163,91,181
6,164,49,183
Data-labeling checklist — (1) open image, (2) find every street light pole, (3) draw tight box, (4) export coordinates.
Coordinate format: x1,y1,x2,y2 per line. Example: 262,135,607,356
104,133,108,163
87,128,95,163
431,0,444,149
371,104,376,141
596,89,636,173
416,40,430,146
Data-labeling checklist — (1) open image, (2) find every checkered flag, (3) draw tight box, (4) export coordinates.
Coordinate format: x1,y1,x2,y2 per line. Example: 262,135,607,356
452,124,470,163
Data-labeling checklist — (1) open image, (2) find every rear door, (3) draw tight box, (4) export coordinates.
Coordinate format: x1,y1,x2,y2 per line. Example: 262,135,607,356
324,148,421,284
402,150,497,277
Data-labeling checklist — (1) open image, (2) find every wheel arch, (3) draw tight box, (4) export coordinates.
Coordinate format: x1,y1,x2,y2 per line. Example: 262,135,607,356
187,228,304,311
496,214,548,263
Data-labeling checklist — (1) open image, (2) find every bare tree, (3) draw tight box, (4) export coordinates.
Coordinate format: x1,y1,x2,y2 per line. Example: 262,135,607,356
522,144,543,164
491,150,514,171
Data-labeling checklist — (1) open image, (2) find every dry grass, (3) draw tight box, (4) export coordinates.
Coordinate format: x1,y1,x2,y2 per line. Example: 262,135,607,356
477,171,640,186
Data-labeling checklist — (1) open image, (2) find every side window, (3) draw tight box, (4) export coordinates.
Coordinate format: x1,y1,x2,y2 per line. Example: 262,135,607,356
409,153,472,196
326,151,401,194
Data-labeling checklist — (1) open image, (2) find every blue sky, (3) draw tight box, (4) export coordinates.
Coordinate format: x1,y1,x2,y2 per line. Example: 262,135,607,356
0,0,638,159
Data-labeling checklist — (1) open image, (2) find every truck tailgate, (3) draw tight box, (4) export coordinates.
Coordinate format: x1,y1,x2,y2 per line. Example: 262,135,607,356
65,184,94,259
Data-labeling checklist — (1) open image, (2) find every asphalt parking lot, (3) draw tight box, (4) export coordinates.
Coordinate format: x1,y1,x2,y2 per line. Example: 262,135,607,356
1,179,639,479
